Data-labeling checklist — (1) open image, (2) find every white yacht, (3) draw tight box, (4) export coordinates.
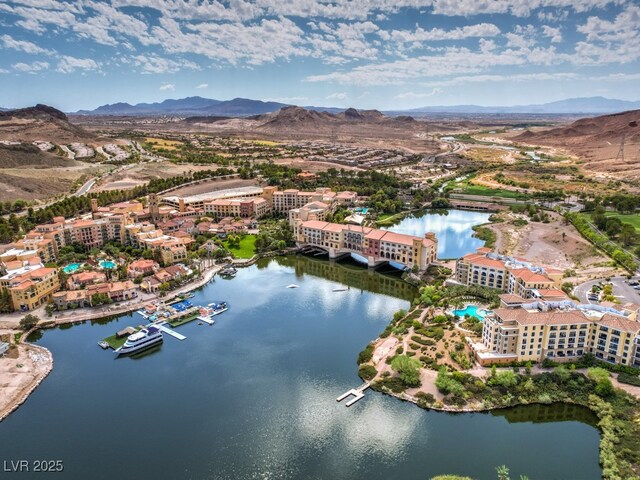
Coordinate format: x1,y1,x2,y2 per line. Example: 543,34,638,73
115,326,163,356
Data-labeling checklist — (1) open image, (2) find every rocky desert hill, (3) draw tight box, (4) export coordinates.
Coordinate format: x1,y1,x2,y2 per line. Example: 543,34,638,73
516,109,640,180
0,104,97,143
176,106,433,152
0,106,108,203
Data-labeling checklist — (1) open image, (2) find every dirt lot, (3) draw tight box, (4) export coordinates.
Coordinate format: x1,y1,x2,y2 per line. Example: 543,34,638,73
0,343,52,421
95,161,227,192
487,211,621,280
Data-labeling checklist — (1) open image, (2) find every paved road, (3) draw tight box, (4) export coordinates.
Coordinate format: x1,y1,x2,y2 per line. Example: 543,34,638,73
73,178,96,197
574,276,640,305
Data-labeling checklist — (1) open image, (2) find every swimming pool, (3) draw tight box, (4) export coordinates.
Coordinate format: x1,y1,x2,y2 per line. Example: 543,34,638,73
99,260,116,269
453,305,491,321
63,263,81,274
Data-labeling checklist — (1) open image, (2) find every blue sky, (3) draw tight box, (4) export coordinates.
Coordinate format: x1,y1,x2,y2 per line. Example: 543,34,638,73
0,0,638,111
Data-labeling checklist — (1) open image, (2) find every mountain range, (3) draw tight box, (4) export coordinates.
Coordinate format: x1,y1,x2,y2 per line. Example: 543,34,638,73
74,96,288,116
407,97,640,114
71,95,640,117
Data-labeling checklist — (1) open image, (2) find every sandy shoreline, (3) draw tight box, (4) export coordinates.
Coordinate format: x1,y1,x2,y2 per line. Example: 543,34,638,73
0,343,53,422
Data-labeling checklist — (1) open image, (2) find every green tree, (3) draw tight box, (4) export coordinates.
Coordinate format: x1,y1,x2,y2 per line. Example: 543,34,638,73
19,313,40,331
391,355,422,387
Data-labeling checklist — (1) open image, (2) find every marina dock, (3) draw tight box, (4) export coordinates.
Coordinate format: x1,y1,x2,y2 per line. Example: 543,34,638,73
198,316,215,325
156,323,187,340
337,382,370,407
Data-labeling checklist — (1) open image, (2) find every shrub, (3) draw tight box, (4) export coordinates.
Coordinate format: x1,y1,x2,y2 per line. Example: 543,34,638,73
357,343,375,364
617,373,640,387
375,376,406,393
411,335,436,346
358,364,377,381
435,367,466,397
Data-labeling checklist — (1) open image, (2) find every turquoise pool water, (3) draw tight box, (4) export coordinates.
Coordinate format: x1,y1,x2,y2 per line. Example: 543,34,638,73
63,263,81,274
99,260,116,269
453,305,490,320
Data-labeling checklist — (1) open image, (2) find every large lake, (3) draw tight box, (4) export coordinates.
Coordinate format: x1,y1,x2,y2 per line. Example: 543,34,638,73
0,256,601,479
384,209,491,259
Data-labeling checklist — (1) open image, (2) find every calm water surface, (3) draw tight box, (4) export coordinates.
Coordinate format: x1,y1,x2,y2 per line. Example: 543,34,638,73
384,209,491,259
0,256,600,480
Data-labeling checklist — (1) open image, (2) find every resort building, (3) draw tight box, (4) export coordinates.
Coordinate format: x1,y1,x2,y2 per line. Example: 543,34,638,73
203,197,270,220
140,264,190,293
162,186,264,211
52,280,138,310
294,220,437,270
455,248,563,299
271,187,357,215
2,266,60,312
474,297,640,367
66,271,107,290
127,259,160,278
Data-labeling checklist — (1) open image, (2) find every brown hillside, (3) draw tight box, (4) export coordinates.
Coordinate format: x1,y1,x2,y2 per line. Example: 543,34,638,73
0,104,97,143
516,109,640,180
0,143,72,168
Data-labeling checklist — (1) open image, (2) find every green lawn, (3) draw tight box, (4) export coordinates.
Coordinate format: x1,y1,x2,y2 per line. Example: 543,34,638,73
604,212,640,232
454,181,528,199
224,234,257,259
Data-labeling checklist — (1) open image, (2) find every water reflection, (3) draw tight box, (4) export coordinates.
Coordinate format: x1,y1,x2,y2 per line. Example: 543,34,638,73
0,254,601,480
384,209,491,259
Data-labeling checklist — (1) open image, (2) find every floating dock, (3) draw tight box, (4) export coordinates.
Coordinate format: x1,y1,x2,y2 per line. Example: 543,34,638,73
197,316,215,325
337,382,370,407
156,323,186,341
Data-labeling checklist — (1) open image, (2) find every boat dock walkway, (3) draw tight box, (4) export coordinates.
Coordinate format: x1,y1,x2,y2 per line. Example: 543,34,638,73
156,323,187,341
337,382,370,407
198,316,215,325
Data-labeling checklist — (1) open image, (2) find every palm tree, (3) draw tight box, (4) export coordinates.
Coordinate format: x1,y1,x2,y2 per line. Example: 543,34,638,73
496,465,510,480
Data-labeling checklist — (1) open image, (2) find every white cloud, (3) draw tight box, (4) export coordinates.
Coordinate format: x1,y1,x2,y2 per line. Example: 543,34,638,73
542,25,563,43
326,92,348,100
56,56,99,73
12,61,49,73
421,72,578,87
159,83,175,91
0,34,54,55
196,83,208,89
394,88,442,99
132,54,200,74
386,23,500,47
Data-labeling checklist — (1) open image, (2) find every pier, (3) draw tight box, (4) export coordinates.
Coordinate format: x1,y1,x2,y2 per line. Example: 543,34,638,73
336,382,370,407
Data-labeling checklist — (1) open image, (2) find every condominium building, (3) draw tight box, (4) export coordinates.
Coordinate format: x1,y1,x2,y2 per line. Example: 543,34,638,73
455,248,563,299
474,297,640,367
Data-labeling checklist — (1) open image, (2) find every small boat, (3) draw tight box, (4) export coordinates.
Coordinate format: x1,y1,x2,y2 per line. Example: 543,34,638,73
98,341,109,349
220,267,237,277
286,284,299,289
207,301,228,316
114,326,163,357
332,287,348,292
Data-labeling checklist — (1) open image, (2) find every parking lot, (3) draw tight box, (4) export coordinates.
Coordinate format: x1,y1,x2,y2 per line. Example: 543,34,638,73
575,276,640,305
